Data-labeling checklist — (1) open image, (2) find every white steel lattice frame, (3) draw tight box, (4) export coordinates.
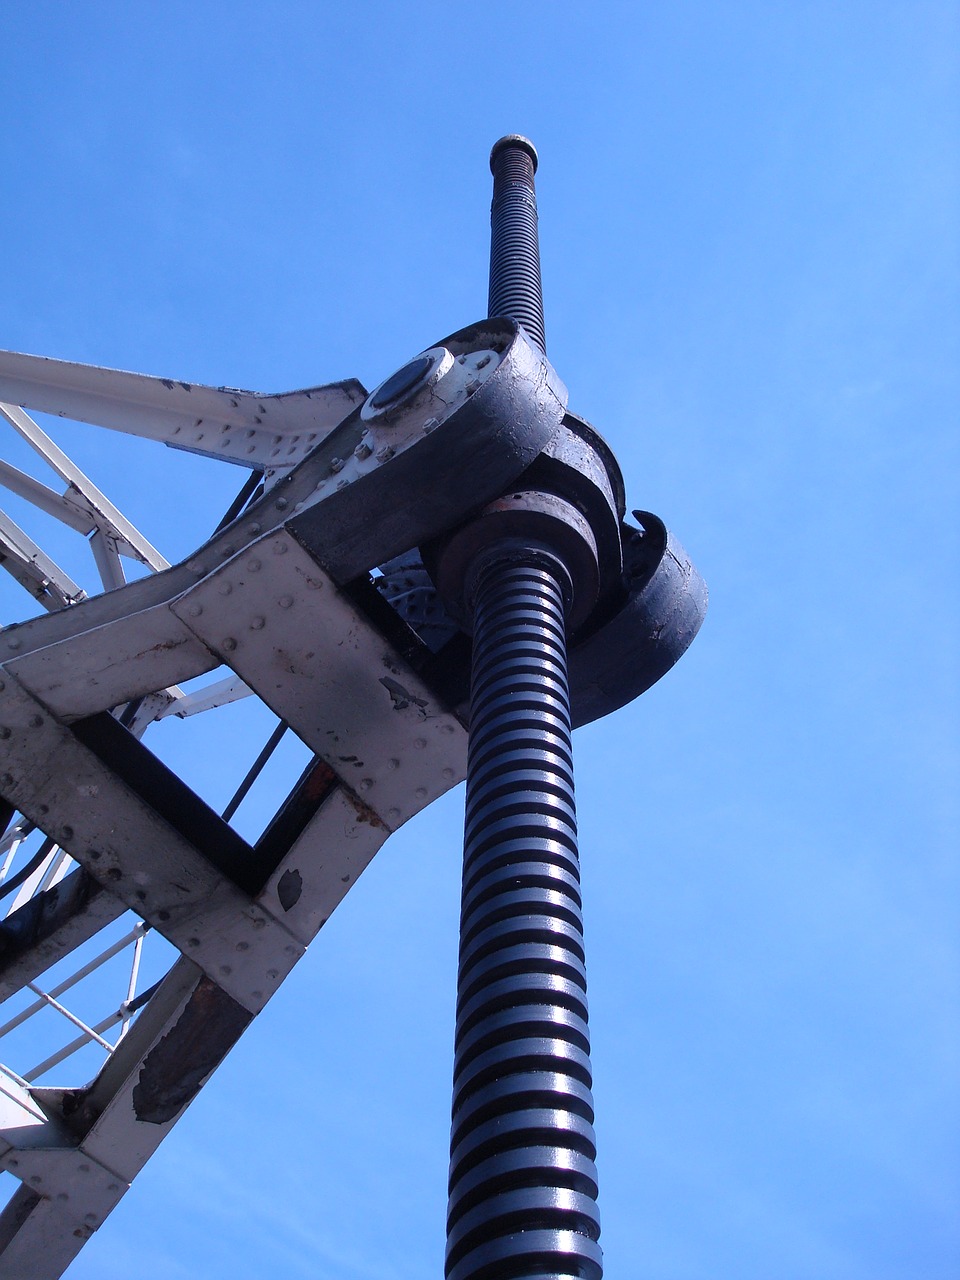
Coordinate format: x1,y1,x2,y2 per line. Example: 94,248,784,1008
0,321,563,1278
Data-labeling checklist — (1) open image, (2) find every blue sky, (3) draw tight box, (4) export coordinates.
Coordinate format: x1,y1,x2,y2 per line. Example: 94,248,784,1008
1,4,957,1277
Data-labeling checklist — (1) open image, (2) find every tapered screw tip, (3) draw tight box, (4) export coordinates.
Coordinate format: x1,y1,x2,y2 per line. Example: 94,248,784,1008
490,134,539,173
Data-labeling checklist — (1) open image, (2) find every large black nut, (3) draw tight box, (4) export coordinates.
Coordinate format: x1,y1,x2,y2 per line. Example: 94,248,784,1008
434,490,600,633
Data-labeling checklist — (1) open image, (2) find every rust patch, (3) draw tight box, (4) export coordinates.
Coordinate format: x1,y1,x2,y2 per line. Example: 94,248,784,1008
343,788,386,830
132,977,251,1125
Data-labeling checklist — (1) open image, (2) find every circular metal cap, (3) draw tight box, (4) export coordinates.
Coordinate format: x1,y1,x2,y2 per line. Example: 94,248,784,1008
361,345,455,423
369,355,433,410
489,134,539,173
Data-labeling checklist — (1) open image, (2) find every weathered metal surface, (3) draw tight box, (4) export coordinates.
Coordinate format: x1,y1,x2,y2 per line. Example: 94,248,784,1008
172,529,467,830
0,133,707,1280
130,977,250,1124
0,354,366,472
0,509,86,611
568,514,708,726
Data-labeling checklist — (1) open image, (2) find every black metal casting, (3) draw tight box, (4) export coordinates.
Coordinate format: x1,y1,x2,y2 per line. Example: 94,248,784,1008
446,556,602,1280
444,135,606,1279
488,136,546,353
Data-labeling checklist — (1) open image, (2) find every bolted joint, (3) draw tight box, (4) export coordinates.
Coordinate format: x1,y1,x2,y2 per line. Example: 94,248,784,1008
428,409,626,639
433,490,599,633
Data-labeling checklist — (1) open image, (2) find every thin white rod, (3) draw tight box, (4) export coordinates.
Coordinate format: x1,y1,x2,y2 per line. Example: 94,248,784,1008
0,402,169,570
24,1008,121,1081
25,982,114,1051
0,922,148,1038
120,932,145,1035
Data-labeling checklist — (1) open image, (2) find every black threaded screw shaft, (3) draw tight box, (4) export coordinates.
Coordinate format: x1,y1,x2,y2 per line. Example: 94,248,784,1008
445,557,602,1280
488,135,546,352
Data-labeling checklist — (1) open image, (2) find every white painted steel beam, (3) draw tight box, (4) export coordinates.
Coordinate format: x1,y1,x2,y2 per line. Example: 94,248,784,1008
0,403,169,572
0,354,366,472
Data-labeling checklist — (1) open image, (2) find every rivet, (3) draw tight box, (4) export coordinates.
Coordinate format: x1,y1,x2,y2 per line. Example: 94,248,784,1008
441,723,455,734
220,964,232,976
218,581,233,596
107,1183,118,1193
414,737,426,750
284,944,297,955
8,1158,18,1168
273,541,288,555
28,715,43,728
57,1192,69,1202
84,1213,97,1224
248,522,261,535
188,937,201,948
250,616,265,630
387,807,401,821
192,564,206,577
30,1175,42,1186
275,496,288,510
329,457,344,473
415,786,428,800
252,916,266,930
7,638,21,651
236,940,250,952
252,989,264,1000
442,767,455,780
278,595,294,609
0,728,10,740
247,558,261,573
387,758,400,771
0,679,5,690
0,772,12,786
267,968,279,980
358,778,373,792
78,1164,90,1174
157,909,170,922
188,603,203,617
222,637,238,652
62,825,74,841
105,866,121,881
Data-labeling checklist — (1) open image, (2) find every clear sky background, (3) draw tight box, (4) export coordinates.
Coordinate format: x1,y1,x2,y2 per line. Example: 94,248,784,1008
1,4,957,1278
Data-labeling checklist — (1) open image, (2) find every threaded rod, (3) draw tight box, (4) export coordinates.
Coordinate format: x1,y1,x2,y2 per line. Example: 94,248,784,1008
445,557,602,1280
488,135,546,352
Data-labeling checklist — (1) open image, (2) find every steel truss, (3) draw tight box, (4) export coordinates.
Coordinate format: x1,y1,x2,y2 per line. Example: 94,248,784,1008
0,139,705,1278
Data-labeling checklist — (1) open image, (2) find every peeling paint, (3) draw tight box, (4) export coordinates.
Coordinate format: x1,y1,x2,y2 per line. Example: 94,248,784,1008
379,675,427,714
277,867,302,911
132,978,250,1125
